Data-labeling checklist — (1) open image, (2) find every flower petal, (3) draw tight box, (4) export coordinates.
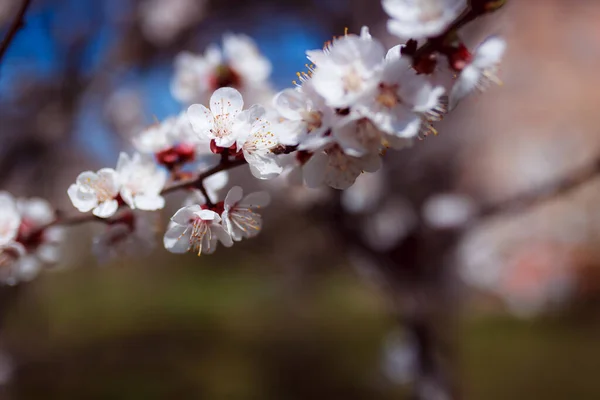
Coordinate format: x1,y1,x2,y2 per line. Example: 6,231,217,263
224,186,244,210
239,192,270,208
163,225,191,253
134,194,165,211
93,199,119,218
210,87,244,115
187,104,214,138
171,205,201,225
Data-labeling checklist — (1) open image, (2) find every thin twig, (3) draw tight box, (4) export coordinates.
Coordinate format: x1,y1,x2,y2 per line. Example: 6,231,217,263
476,156,600,221
0,0,33,68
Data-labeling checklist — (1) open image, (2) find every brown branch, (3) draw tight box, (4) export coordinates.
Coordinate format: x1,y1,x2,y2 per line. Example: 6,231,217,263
411,6,479,62
476,156,600,221
0,0,33,68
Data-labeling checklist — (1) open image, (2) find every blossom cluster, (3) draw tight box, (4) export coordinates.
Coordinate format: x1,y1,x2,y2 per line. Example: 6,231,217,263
0,0,507,284
0,193,63,284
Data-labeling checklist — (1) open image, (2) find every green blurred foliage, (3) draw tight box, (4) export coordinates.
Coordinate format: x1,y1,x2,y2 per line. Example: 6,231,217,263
3,255,600,399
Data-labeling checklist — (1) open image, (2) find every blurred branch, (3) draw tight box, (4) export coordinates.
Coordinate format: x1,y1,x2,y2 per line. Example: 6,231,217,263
477,155,600,221
0,0,33,69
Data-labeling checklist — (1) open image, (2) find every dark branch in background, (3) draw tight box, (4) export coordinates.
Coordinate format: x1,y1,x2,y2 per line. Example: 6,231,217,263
0,0,33,68
476,155,600,221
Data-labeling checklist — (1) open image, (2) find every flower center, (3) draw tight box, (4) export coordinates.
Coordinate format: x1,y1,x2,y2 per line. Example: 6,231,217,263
190,218,210,256
343,68,363,93
303,111,323,132
376,83,400,108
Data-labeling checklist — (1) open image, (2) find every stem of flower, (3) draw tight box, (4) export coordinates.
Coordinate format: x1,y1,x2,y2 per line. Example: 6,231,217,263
410,4,490,64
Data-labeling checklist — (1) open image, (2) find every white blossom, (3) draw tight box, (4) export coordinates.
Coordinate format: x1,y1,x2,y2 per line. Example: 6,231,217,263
188,87,245,148
235,105,283,180
273,80,335,150
116,152,167,211
133,112,209,156
0,192,20,246
0,198,63,284
309,31,385,108
303,145,381,190
67,169,121,218
171,34,272,105
383,0,467,40
354,57,446,142
222,186,270,241
163,205,232,255
449,36,507,109
0,242,26,285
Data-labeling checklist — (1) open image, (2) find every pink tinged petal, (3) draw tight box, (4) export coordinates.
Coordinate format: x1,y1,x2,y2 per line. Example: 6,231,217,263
68,184,98,212
224,186,244,210
134,194,165,211
187,104,214,138
171,205,202,225
164,225,192,253
210,87,244,115
239,192,270,208
212,224,233,248
93,199,119,218
273,89,305,121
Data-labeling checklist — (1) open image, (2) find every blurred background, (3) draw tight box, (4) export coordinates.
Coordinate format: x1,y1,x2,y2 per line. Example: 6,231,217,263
2,0,600,398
